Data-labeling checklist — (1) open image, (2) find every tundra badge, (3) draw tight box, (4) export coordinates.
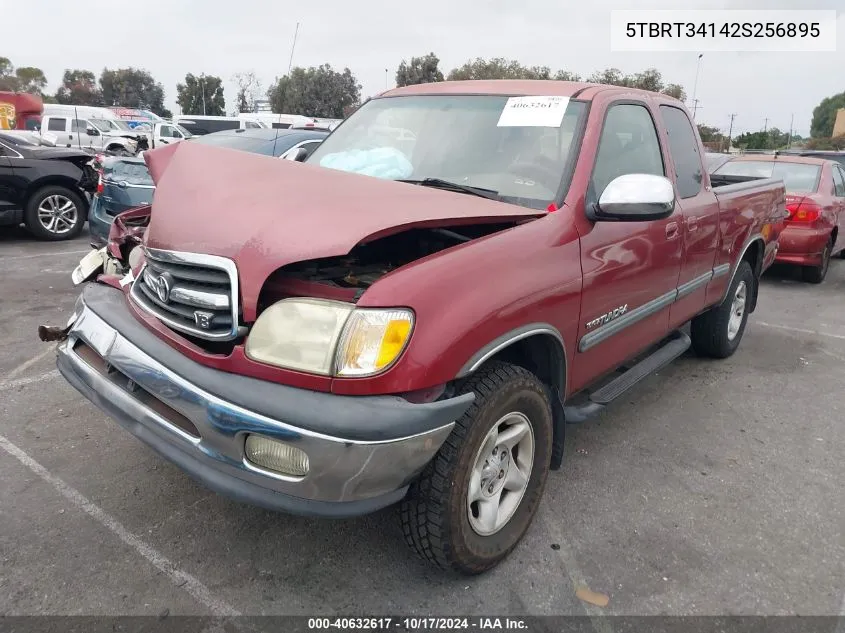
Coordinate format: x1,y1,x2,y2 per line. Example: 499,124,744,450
585,305,628,330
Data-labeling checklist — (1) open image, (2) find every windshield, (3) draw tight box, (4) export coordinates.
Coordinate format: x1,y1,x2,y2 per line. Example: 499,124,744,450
90,118,118,132
175,124,193,138
194,131,294,156
307,95,587,209
714,160,821,193
111,120,134,131
0,133,39,147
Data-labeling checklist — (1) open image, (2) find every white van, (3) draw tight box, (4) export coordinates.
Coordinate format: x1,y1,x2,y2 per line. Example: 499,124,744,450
237,112,315,130
171,115,266,136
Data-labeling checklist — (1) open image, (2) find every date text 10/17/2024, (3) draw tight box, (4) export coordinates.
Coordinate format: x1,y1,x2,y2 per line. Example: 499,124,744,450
307,617,528,631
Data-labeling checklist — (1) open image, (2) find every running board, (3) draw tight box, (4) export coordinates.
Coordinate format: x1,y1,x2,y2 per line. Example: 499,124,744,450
564,331,691,424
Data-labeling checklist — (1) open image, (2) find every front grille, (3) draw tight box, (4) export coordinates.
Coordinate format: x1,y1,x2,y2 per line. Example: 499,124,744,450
130,248,241,341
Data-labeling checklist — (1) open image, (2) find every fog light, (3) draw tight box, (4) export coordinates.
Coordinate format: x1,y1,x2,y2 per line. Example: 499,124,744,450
244,435,309,477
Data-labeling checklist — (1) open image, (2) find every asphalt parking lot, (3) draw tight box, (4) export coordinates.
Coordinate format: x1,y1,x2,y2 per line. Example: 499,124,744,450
1,225,843,618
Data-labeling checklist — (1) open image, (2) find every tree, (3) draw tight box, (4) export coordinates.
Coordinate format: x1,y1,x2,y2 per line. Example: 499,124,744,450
13,67,47,95
447,57,554,81
232,71,262,114
100,68,170,117
55,70,103,106
395,53,444,87
733,127,790,151
176,73,225,116
805,135,845,151
587,67,686,101
697,124,725,144
267,64,361,118
0,57,48,94
554,70,582,81
810,91,845,138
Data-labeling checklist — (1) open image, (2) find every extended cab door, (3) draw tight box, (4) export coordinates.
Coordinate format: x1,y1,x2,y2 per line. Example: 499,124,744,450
572,101,683,392
658,105,721,328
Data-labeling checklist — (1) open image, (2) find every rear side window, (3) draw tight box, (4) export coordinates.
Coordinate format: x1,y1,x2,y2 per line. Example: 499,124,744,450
47,117,66,132
833,166,845,197
591,103,664,198
713,160,821,193
659,106,703,199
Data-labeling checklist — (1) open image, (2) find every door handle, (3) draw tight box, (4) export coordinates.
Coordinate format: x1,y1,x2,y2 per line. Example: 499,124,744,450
688,216,699,231
665,222,679,240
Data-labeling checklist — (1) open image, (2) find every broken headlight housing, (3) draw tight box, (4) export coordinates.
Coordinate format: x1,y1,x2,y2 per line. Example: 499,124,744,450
245,299,414,377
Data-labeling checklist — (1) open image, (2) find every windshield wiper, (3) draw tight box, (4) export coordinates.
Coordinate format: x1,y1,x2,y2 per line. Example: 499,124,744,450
396,178,499,200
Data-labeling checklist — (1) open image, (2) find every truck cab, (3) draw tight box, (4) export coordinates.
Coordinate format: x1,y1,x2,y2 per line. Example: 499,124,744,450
40,115,139,155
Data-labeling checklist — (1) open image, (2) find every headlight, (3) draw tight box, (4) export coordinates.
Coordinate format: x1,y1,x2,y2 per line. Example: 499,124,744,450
245,299,413,377
245,299,354,375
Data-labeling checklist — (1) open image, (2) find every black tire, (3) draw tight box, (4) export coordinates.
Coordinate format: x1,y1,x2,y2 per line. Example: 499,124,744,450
802,237,832,284
24,186,87,241
399,361,553,575
690,260,754,359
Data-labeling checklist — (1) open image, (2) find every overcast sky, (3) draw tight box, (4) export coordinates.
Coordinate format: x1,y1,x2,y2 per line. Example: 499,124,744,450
5,0,843,137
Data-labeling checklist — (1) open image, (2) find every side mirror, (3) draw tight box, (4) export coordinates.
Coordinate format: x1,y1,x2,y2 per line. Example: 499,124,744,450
86,127,100,137
593,174,675,221
283,147,309,162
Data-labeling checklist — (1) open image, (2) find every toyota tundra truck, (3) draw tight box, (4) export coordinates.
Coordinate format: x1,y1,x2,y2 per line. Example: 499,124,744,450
46,81,786,575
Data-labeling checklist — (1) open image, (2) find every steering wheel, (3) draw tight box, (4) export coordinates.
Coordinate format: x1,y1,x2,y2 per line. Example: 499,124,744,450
508,161,561,192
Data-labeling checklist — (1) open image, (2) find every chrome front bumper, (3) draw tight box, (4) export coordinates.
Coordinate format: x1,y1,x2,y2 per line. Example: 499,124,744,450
57,285,471,517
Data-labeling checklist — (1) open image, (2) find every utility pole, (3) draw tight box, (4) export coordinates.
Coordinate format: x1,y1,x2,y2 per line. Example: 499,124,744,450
786,113,794,148
287,22,300,75
200,73,206,116
727,113,737,152
692,99,701,120
385,68,389,90
691,53,703,112
763,117,769,133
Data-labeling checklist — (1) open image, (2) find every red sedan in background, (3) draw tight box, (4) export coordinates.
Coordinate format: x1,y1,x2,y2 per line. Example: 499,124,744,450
714,155,845,283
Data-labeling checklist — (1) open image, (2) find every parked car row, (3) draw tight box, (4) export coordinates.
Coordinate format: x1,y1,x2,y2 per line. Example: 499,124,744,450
708,151,845,283
47,80,789,575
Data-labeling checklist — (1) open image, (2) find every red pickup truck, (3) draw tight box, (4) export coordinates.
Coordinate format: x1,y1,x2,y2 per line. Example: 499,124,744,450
49,81,786,575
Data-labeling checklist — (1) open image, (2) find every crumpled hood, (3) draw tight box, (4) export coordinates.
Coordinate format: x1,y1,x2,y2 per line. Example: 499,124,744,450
142,141,544,320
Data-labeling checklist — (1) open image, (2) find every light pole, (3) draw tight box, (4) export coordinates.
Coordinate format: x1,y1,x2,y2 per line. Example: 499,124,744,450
200,73,207,115
691,53,703,119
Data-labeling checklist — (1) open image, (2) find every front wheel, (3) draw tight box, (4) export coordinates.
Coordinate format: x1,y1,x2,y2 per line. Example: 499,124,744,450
24,186,86,241
399,362,553,575
690,260,754,359
802,237,832,284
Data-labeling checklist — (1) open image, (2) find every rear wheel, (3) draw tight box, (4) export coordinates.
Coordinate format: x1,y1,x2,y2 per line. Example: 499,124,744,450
802,237,832,284
24,186,86,241
399,362,553,575
690,260,754,359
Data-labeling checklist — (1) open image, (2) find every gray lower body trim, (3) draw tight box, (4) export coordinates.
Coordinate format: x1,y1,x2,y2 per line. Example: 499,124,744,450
580,263,733,353
712,263,730,278
676,270,714,300
579,289,677,352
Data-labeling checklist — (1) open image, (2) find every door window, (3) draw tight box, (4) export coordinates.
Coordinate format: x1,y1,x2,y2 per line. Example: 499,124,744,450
159,124,175,137
47,117,66,132
71,119,88,132
659,106,703,199
832,165,845,197
591,103,664,198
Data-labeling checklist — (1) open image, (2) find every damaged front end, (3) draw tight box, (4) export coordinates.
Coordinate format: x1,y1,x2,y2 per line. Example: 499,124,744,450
40,207,150,342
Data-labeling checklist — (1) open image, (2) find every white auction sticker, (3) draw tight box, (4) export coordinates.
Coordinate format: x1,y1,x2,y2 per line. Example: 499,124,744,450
497,96,570,128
